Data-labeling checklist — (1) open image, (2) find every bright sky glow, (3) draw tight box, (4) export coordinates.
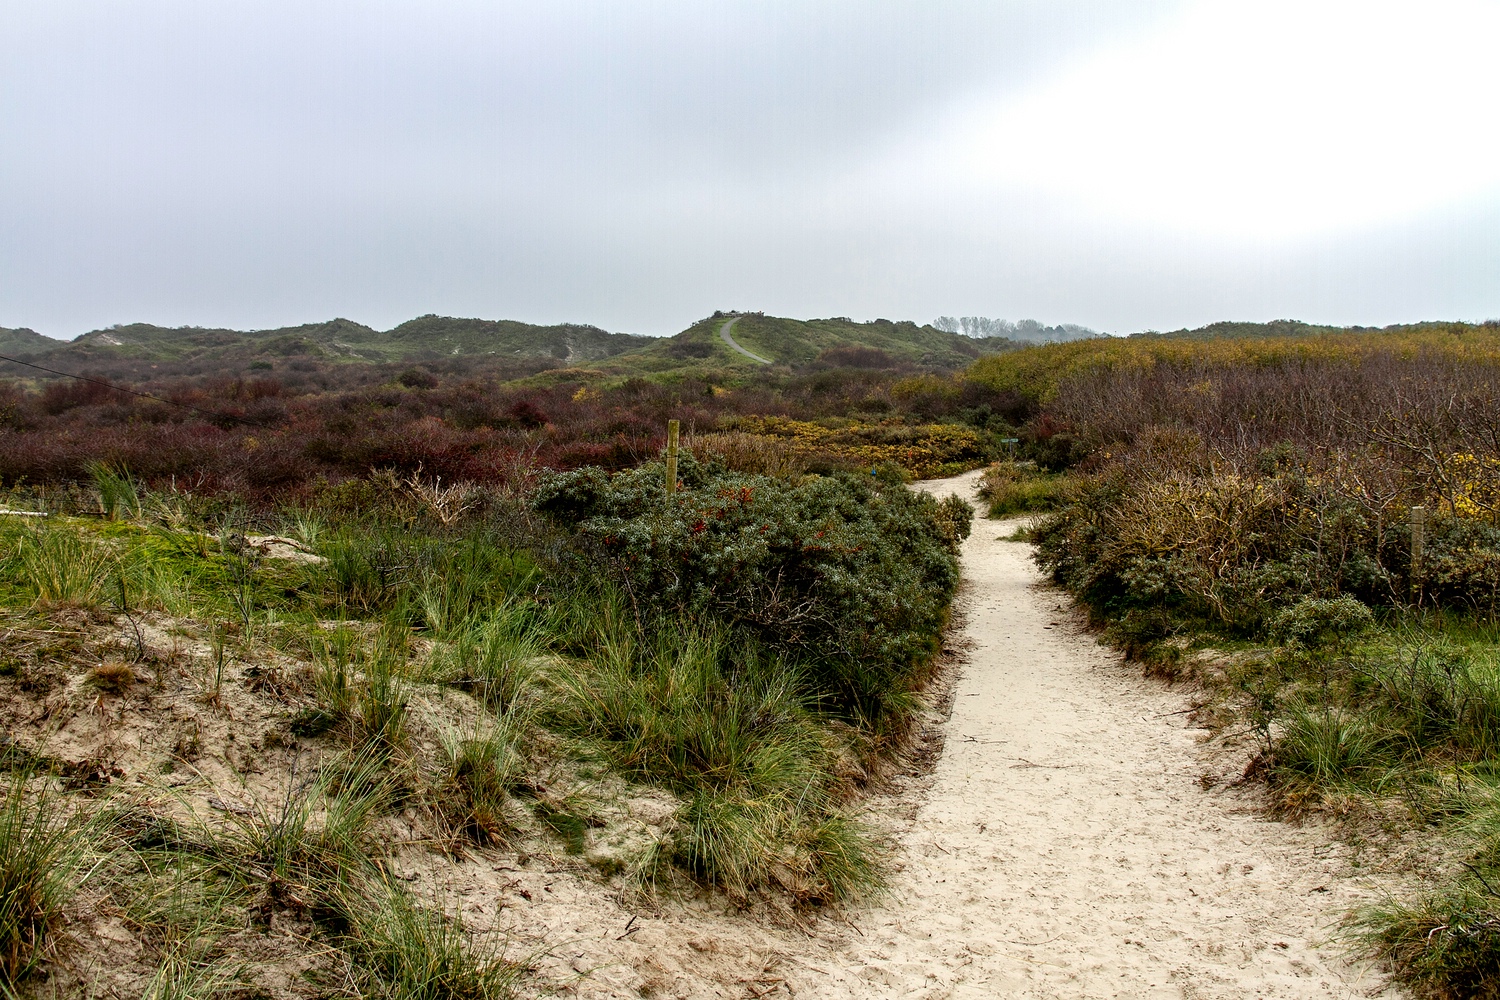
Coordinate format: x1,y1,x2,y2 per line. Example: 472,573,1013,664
909,0,1500,237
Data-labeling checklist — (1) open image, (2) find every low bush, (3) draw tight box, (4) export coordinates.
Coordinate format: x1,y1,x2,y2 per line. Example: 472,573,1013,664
1267,597,1375,650
533,456,969,722
1033,468,1414,631
716,416,991,479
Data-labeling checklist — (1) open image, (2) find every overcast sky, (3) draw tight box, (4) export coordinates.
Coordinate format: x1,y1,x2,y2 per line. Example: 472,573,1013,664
3,0,1498,340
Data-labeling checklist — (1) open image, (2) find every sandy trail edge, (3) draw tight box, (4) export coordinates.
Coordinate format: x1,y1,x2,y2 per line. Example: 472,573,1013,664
475,470,1402,998
795,468,1396,999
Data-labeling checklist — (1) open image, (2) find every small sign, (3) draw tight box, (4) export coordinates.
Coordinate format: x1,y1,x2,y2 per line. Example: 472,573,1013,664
999,437,1020,444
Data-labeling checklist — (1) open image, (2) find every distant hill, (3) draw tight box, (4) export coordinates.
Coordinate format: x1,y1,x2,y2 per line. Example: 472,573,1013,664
1147,319,1357,340
1,316,653,366
0,327,61,355
592,312,1021,376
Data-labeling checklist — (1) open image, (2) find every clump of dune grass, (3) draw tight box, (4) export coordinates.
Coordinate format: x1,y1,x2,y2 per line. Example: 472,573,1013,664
0,777,99,986
1274,706,1390,788
356,656,409,755
89,462,142,522
1353,883,1500,999
343,879,520,1000
138,946,236,1000
977,461,1071,518
425,604,541,712
87,660,139,695
18,526,115,608
551,614,881,904
437,711,532,846
198,759,387,912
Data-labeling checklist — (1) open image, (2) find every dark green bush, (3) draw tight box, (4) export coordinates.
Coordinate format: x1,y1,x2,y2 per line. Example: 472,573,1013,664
1268,597,1375,650
1423,516,1500,615
533,457,968,721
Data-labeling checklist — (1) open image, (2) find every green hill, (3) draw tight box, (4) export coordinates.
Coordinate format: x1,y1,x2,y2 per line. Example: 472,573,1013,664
369,316,652,361
2,311,1025,379
11,316,653,366
0,327,63,356
590,312,1020,376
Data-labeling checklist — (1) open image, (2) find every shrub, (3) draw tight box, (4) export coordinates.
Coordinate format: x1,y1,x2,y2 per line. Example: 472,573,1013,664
533,457,968,721
1267,597,1375,650
397,367,438,390
1032,470,1397,629
716,416,990,479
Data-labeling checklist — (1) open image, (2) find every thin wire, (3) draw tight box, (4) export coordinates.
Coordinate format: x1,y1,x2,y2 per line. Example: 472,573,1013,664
0,352,271,427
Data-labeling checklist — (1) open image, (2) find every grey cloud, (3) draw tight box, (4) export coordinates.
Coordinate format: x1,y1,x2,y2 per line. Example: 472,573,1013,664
1,1,1493,339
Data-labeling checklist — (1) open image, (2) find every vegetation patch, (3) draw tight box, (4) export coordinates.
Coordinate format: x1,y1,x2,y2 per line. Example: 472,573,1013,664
710,416,990,479
0,423,967,995
1011,320,1500,997
976,461,1074,518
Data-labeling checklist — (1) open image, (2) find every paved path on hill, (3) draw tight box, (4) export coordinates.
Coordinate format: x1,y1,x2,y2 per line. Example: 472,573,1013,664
792,469,1397,999
718,316,772,364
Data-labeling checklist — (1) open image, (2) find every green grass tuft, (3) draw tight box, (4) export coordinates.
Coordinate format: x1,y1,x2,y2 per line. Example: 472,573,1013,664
977,462,1072,518
344,879,520,1000
0,778,99,986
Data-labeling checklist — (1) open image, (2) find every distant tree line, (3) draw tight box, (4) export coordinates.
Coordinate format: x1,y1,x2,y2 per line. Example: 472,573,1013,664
933,316,1097,343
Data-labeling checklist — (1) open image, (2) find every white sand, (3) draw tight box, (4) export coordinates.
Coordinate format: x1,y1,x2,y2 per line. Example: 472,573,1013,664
476,469,1402,998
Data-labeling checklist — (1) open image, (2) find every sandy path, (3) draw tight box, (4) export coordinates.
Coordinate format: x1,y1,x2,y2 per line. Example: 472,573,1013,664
788,469,1393,999
718,317,773,364
482,469,1398,998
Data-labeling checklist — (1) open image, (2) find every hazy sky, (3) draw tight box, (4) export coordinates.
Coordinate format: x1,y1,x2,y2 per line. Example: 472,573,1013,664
3,0,1498,339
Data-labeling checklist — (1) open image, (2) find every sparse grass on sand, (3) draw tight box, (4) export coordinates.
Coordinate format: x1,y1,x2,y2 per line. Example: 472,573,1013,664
0,457,964,995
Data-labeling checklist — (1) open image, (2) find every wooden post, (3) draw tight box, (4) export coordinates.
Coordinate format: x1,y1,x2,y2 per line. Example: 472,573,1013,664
665,420,680,497
1410,505,1426,601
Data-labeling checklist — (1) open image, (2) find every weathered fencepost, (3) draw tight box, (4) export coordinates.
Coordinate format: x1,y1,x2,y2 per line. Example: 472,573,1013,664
665,420,680,497
1410,505,1426,601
